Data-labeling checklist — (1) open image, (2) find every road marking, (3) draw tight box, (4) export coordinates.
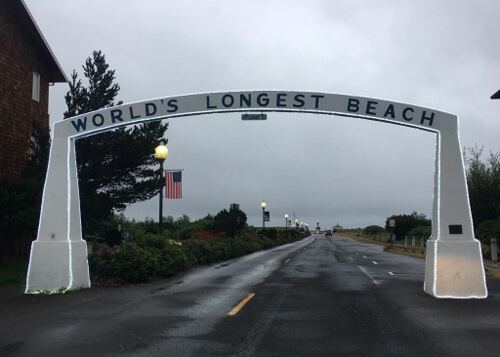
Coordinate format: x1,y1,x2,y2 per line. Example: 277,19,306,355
372,261,378,265
358,265,380,286
363,255,367,259
228,293,255,316
388,272,425,276
284,258,290,264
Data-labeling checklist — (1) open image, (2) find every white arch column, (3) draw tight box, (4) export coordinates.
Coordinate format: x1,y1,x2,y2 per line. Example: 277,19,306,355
424,131,487,298
25,125,90,293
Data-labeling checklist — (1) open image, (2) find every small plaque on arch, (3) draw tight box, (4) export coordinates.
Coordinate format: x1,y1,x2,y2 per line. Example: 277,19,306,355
449,225,463,234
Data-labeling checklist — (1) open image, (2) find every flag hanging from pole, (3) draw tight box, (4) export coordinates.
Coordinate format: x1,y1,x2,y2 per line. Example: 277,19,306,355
165,171,182,199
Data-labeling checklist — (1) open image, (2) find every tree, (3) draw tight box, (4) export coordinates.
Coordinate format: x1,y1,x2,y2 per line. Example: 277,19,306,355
408,225,431,238
363,225,385,236
385,211,431,240
475,218,500,245
64,51,168,234
212,208,247,238
464,146,500,228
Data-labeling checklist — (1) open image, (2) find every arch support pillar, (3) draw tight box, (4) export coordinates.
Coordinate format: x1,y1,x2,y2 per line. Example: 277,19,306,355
424,131,487,298
25,130,90,293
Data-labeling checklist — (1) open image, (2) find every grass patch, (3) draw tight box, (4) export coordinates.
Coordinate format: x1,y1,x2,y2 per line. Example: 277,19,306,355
0,258,28,286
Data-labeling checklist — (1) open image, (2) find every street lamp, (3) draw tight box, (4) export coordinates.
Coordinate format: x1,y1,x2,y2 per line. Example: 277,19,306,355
295,219,298,230
285,213,288,230
155,141,168,234
261,201,267,229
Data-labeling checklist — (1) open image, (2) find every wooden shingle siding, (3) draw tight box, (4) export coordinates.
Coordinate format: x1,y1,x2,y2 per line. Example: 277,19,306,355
0,0,65,179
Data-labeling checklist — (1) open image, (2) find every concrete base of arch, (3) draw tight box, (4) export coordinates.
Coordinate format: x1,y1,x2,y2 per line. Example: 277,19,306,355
424,239,487,298
25,240,90,293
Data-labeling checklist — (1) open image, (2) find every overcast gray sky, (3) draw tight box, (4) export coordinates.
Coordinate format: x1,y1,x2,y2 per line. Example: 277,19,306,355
24,0,500,229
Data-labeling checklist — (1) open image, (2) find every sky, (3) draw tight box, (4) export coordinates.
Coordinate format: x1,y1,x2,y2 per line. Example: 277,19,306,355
24,0,500,230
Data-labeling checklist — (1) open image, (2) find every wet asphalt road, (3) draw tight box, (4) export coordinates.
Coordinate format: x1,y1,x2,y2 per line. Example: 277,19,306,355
1,233,500,356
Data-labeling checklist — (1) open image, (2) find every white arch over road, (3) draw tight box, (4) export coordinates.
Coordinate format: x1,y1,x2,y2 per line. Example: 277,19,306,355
26,91,487,298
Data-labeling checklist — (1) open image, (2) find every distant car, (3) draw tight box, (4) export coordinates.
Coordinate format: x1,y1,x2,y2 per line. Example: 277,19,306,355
325,230,332,237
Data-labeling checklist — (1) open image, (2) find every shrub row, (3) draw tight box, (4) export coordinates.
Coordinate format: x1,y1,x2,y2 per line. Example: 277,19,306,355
89,229,307,284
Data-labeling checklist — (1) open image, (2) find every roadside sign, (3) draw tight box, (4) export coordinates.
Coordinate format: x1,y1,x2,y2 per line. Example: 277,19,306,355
264,211,270,221
389,219,396,227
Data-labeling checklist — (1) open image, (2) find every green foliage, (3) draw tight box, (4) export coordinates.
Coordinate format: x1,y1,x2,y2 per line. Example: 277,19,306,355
475,218,500,245
88,225,309,284
33,287,74,295
86,206,310,285
465,146,500,228
363,225,385,236
133,230,169,249
178,226,199,240
0,179,38,238
64,50,169,234
0,258,27,286
407,225,432,238
0,122,51,261
212,208,247,238
259,228,278,239
385,211,431,240
90,244,160,283
134,217,161,235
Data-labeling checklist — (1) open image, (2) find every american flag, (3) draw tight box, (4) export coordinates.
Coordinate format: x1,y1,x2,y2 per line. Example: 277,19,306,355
165,171,182,199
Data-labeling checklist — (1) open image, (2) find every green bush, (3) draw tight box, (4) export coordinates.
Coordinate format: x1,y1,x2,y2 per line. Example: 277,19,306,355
178,226,198,240
89,228,309,284
408,225,431,239
259,228,278,239
159,241,193,276
134,230,168,249
89,243,160,283
475,218,500,245
363,225,385,236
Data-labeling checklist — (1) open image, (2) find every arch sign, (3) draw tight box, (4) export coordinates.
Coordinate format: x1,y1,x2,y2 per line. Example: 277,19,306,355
26,91,487,298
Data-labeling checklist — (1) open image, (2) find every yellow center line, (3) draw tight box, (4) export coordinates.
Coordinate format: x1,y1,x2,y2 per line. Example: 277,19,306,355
284,258,290,264
228,293,255,316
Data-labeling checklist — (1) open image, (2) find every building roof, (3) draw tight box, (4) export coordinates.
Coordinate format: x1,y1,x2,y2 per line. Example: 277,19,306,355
10,0,67,83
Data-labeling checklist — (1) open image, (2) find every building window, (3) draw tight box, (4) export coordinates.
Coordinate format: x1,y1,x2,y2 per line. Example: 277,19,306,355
32,72,40,101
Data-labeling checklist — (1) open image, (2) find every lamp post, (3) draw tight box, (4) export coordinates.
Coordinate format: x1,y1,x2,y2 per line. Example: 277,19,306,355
285,213,288,230
261,201,266,229
295,219,298,230
155,141,168,235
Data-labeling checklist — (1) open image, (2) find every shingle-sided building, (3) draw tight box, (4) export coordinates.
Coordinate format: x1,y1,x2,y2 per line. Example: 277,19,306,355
0,0,66,179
